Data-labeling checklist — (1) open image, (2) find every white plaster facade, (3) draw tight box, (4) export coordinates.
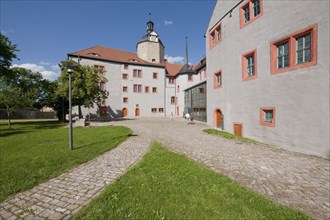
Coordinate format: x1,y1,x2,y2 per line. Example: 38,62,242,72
206,0,330,158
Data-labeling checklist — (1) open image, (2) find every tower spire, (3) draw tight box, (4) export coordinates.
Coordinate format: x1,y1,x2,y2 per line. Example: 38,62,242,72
185,36,189,65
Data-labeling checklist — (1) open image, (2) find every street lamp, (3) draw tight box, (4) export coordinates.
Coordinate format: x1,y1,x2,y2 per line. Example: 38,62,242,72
67,62,74,150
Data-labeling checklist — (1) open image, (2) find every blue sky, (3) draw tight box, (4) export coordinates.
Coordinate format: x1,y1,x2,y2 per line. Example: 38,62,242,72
1,0,216,81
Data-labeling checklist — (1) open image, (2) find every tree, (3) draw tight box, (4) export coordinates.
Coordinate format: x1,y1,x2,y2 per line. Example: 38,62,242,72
0,33,19,80
0,67,44,128
56,60,108,119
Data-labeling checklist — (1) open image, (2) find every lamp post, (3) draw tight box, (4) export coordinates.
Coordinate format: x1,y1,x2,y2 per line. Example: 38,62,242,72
67,63,73,150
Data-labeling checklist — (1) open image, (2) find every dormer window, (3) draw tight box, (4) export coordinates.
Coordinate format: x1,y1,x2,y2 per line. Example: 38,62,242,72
88,52,101,57
129,59,138,62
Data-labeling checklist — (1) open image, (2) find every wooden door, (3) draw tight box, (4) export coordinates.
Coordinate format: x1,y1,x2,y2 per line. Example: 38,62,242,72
234,123,243,137
135,108,140,117
122,108,128,117
99,106,107,116
215,109,222,128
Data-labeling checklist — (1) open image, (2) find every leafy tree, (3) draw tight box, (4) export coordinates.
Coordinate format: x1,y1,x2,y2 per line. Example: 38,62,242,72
0,67,44,128
0,33,19,80
56,60,108,119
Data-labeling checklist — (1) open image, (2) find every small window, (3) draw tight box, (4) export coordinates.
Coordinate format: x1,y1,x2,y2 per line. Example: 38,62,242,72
145,86,149,93
270,24,317,75
123,86,128,92
152,59,156,62
133,84,142,93
277,42,289,69
123,97,128,103
124,64,129,69
100,82,106,91
177,85,180,93
242,49,257,81
296,33,311,64
151,108,157,113
159,108,164,113
209,23,222,49
188,74,193,81
152,87,157,93
133,69,142,78
169,78,175,84
153,72,158,79
122,73,128,80
214,71,222,88
171,96,175,104
240,0,263,29
260,107,275,127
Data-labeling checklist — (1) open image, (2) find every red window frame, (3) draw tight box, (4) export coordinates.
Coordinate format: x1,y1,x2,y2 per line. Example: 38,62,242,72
239,0,263,29
242,49,257,81
260,107,276,127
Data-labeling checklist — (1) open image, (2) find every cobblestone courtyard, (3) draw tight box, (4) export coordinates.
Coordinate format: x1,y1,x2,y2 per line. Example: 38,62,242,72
1,118,329,220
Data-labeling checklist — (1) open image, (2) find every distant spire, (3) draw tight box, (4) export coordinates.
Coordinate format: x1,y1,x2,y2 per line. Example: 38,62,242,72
185,36,189,65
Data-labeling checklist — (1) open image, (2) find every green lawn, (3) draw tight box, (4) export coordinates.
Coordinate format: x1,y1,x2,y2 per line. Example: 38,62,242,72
0,120,131,201
74,142,309,220
204,128,260,144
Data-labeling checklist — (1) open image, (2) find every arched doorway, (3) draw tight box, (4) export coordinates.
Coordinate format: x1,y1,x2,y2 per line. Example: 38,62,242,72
122,108,128,117
135,108,140,117
214,109,223,129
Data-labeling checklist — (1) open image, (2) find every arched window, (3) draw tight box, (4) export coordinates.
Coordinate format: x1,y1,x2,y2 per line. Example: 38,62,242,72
171,96,176,104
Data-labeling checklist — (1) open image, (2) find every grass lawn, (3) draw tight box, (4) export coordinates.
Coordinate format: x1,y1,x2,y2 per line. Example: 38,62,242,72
204,128,261,144
0,120,131,201
74,142,309,220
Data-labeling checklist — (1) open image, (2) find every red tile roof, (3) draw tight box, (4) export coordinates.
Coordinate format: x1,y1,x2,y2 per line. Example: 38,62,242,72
68,45,203,78
68,46,165,67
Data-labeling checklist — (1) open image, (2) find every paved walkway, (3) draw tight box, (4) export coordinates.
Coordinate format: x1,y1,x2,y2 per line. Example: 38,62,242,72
1,118,329,220
0,134,151,220
112,118,330,220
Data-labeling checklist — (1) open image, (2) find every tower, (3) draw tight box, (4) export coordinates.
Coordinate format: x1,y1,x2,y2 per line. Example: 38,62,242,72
136,20,165,63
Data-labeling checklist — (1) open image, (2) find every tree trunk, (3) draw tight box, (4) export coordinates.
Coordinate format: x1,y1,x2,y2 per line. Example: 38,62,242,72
78,105,83,118
6,105,11,129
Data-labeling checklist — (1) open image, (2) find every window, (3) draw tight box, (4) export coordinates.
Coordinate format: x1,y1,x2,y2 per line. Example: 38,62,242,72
171,96,176,104
296,34,311,64
277,42,289,69
260,108,275,127
188,74,193,81
240,0,263,29
101,100,106,106
242,49,257,81
124,64,128,70
151,108,157,113
177,85,180,93
123,86,128,92
145,86,149,93
133,69,142,78
94,65,105,75
213,71,222,88
209,23,222,49
152,87,157,93
133,84,142,93
159,108,164,113
153,72,158,79
122,73,128,80
169,78,175,84
270,24,317,75
123,97,128,103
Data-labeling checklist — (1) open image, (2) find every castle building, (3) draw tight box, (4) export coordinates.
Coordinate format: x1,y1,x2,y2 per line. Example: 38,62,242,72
68,20,203,119
67,0,329,159
206,0,329,158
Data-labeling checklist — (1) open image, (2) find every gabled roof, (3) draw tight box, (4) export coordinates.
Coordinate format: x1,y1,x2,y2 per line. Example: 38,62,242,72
165,61,184,77
177,63,196,75
68,45,164,67
193,57,206,72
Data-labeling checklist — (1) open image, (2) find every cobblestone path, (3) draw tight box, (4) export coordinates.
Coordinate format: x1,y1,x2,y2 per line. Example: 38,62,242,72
113,118,330,220
0,135,150,220
1,118,329,220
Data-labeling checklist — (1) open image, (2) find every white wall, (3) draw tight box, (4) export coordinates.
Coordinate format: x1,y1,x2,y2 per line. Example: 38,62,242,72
206,0,330,158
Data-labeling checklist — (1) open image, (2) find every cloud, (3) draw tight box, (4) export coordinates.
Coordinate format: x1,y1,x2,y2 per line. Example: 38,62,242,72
1,29,14,35
164,20,173,26
165,55,185,64
39,61,51,66
11,63,60,81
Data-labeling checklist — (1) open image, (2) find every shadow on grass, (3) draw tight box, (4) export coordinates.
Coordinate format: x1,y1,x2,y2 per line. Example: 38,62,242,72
0,121,64,138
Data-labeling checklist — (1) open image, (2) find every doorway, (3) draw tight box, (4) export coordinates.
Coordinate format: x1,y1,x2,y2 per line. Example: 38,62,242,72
122,108,128,117
233,123,243,137
215,109,223,129
135,108,140,117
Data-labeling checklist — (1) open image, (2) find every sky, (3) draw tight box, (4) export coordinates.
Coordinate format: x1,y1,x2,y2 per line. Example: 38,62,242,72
1,0,216,81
